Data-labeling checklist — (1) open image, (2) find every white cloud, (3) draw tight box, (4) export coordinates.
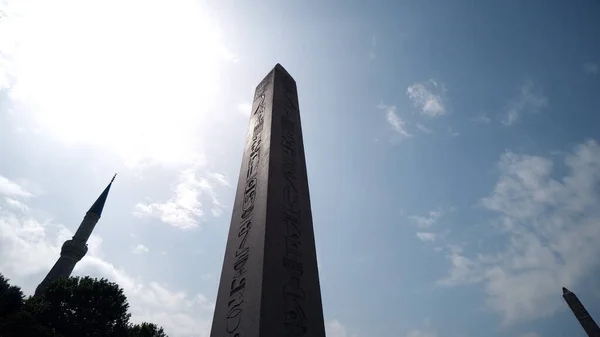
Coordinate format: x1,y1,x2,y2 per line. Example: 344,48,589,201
378,104,413,139
0,175,32,198
4,197,29,212
406,329,437,337
326,320,359,337
133,166,227,229
326,320,348,337
408,209,446,228
407,80,446,117
208,172,230,187
439,140,600,324
416,232,436,242
132,244,149,254
502,80,548,126
473,114,492,124
416,123,433,134
0,211,70,279
0,177,67,278
437,245,483,286
77,256,214,337
583,62,598,75
0,178,213,337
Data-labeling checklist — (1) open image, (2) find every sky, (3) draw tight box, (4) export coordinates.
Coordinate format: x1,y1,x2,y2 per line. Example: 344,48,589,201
1,0,600,336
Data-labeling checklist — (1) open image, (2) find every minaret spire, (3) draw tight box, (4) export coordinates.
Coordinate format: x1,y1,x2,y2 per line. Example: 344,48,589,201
88,173,116,217
35,175,116,296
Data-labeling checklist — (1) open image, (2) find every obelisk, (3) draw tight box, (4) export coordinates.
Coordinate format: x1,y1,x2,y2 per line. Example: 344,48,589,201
563,287,600,337
209,64,325,337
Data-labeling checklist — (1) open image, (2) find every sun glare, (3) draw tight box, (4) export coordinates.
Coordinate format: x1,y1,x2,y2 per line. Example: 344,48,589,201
4,0,233,166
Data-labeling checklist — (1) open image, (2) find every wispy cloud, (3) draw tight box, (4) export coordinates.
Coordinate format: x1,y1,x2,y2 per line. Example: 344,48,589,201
472,114,492,124
408,208,447,228
416,232,437,242
406,329,437,337
502,80,548,126
3,197,29,212
132,244,149,254
438,140,600,324
208,172,230,187
326,320,359,337
407,80,446,117
583,62,598,75
378,104,413,139
133,165,227,229
0,175,32,198
416,123,433,134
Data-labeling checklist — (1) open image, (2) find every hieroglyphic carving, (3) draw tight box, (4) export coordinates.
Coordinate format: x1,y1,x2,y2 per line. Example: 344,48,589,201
281,85,307,336
254,75,271,101
225,92,267,337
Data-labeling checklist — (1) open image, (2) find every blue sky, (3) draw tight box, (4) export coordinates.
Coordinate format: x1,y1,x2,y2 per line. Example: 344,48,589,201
1,0,600,336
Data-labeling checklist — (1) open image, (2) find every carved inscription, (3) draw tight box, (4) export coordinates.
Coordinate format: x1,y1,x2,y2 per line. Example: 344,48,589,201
572,301,592,321
281,87,307,336
254,76,271,101
226,93,266,337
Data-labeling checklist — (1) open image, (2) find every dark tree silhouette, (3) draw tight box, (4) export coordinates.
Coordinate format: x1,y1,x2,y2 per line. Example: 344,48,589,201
0,310,63,337
0,274,168,337
128,322,169,337
32,276,131,337
0,274,62,336
0,274,24,318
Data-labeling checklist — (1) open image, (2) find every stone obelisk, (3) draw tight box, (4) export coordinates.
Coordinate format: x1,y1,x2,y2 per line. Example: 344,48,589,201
209,64,325,337
563,287,600,337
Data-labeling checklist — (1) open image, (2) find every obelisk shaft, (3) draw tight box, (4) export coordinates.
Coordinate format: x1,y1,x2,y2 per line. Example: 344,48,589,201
209,64,325,337
563,288,600,337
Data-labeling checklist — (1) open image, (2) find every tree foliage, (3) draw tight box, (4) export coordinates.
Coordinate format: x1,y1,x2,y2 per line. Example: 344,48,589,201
128,322,169,337
33,276,131,337
0,310,63,337
1,275,62,336
0,274,24,318
0,274,168,337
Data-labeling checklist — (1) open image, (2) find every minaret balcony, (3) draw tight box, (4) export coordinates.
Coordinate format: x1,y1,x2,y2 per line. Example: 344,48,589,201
60,239,88,261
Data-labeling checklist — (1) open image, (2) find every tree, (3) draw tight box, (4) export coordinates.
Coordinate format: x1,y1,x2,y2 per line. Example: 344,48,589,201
0,273,61,336
0,310,63,337
0,275,168,337
128,322,169,337
32,276,131,337
0,274,24,318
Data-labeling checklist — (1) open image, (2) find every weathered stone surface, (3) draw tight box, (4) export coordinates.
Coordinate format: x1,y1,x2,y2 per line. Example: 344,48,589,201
563,287,600,337
209,64,325,337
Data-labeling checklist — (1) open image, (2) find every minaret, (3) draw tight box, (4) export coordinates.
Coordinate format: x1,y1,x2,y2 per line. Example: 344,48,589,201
35,175,116,296
563,287,600,337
